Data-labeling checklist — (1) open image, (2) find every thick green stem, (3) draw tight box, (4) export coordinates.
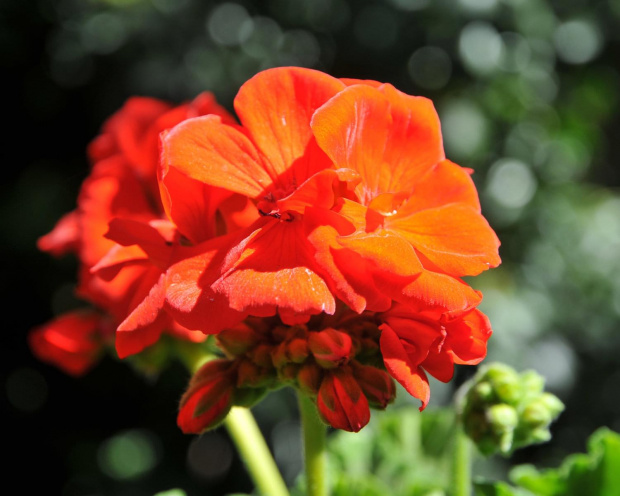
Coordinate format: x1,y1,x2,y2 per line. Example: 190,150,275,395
452,424,472,496
298,393,328,496
224,407,290,496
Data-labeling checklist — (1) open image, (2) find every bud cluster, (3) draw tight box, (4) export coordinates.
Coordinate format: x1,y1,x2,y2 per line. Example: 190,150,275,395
459,363,565,456
177,311,396,434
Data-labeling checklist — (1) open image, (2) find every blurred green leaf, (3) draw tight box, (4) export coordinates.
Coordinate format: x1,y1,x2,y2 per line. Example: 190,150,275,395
511,428,620,496
319,407,455,496
474,480,528,496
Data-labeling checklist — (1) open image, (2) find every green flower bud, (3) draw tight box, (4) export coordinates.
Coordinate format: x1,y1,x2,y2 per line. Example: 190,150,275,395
521,399,553,429
488,404,518,433
473,381,495,402
459,362,564,457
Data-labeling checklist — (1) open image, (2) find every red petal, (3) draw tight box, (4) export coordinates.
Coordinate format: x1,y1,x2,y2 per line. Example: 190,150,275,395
273,168,360,214
88,97,171,167
306,206,421,313
340,78,383,87
213,218,336,317
387,204,501,276
420,351,455,383
37,211,80,257
91,244,149,281
164,236,247,334
312,84,443,204
78,157,154,266
29,311,103,376
115,270,168,358
235,67,345,191
401,269,482,312
399,160,482,213
445,308,492,365
161,115,273,198
380,324,430,410
159,153,232,244
103,218,175,269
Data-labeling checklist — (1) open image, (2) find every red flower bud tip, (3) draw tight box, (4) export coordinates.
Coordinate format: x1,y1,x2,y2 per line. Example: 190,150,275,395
286,337,309,363
317,368,370,432
297,362,323,395
236,359,274,389
271,342,290,369
216,323,261,357
178,359,235,434
351,361,396,409
247,343,275,368
308,328,353,369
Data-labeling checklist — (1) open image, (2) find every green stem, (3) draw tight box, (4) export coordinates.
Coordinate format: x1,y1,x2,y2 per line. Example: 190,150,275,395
298,393,328,496
452,424,472,496
225,407,290,496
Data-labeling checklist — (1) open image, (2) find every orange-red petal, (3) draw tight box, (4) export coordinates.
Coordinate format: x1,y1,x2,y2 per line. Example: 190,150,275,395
115,270,168,358
164,236,247,334
387,203,501,276
379,324,430,410
161,115,273,198
213,218,336,317
29,311,103,376
234,67,345,191
37,211,80,257
159,162,232,244
312,83,444,203
399,160,481,213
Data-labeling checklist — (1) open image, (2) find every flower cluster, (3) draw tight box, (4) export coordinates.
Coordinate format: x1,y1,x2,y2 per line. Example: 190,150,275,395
31,67,500,432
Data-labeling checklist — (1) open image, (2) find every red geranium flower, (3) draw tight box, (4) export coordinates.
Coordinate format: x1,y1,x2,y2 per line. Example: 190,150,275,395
161,67,499,331
32,93,233,366
162,68,355,329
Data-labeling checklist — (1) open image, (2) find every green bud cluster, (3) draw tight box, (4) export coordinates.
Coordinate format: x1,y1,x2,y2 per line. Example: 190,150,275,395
458,362,564,456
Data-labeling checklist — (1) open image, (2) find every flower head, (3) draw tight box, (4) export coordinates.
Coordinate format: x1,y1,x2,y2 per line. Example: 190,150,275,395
33,67,500,433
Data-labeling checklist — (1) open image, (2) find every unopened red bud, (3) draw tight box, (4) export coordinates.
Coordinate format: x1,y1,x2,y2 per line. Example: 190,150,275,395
317,368,370,432
236,359,274,388
217,324,260,357
287,338,309,363
308,328,353,369
297,362,323,395
351,361,396,409
271,342,289,369
177,359,235,434
247,343,274,368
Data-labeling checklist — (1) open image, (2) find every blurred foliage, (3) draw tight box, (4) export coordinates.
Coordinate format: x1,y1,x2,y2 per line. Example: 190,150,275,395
476,428,620,495
294,407,456,496
4,0,620,494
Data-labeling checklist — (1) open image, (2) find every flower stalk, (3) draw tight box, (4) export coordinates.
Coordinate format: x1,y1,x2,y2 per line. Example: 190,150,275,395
299,392,328,496
452,423,472,496
225,407,290,496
